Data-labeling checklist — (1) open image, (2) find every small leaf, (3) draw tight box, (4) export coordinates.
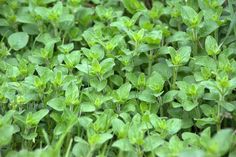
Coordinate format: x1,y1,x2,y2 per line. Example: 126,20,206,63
163,90,178,104
112,139,134,152
47,97,65,111
181,6,200,27
72,138,90,157
179,149,205,157
0,125,15,147
97,133,113,145
8,32,29,50
90,78,107,92
213,129,233,155
167,31,190,43
167,118,182,135
80,102,96,112
144,30,162,44
31,109,49,124
147,72,165,93
65,82,79,104
199,21,219,38
122,0,145,14
143,134,164,151
100,58,115,74
205,36,220,56
138,89,156,103
116,82,132,100
178,46,191,64
78,117,93,129
220,101,235,112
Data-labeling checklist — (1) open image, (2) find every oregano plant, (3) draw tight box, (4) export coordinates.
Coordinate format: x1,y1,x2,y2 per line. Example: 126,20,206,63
0,0,236,157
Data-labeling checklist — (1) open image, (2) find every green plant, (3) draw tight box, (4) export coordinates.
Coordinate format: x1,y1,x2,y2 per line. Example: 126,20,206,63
0,0,236,157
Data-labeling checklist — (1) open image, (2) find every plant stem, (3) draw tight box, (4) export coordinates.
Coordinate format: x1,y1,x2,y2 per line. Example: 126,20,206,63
86,147,94,157
101,142,108,156
214,28,219,43
192,28,198,55
171,67,178,89
148,50,153,76
65,138,73,157
118,151,123,157
158,96,164,117
137,145,143,157
217,94,224,131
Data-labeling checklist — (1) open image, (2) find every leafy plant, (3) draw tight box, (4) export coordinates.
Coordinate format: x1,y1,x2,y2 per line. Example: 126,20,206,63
0,0,236,157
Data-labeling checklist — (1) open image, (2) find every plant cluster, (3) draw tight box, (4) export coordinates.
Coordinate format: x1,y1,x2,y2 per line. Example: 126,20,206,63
0,0,236,157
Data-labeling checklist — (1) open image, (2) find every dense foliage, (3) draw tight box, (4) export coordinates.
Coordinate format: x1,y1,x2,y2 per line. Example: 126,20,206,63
0,0,236,156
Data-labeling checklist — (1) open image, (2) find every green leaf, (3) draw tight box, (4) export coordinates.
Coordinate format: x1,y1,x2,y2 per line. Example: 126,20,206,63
47,97,65,111
144,30,162,44
167,118,182,135
112,118,125,135
229,150,236,157
100,58,115,74
199,21,219,38
169,46,191,65
21,132,38,140
143,134,164,151
65,82,79,104
97,133,113,145
152,62,172,80
0,125,15,147
167,31,190,43
181,6,201,27
26,109,49,125
31,109,49,125
37,33,60,46
112,139,134,152
116,82,132,101
78,117,93,129
58,43,74,54
0,18,9,26
182,100,198,111
179,149,205,157
72,138,90,157
76,62,91,74
122,0,145,14
220,101,235,112
90,78,107,92
138,89,156,103
163,90,178,104
213,129,233,155
205,36,220,56
147,72,165,93
7,32,29,50
80,102,96,112
178,46,191,64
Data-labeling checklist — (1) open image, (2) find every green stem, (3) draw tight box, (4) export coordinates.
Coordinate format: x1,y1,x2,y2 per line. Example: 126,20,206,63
192,28,198,55
137,145,143,157
178,22,181,31
86,147,94,157
101,142,108,156
171,67,178,89
193,98,201,118
158,97,164,117
148,50,153,76
193,40,198,56
214,28,219,43
217,94,224,131
52,23,58,37
65,138,73,157
118,151,123,157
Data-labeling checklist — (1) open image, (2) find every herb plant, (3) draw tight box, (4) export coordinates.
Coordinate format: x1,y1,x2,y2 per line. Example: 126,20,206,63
0,0,236,157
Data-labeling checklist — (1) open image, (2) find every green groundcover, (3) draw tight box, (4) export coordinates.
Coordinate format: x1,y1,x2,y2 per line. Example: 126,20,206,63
0,0,236,157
